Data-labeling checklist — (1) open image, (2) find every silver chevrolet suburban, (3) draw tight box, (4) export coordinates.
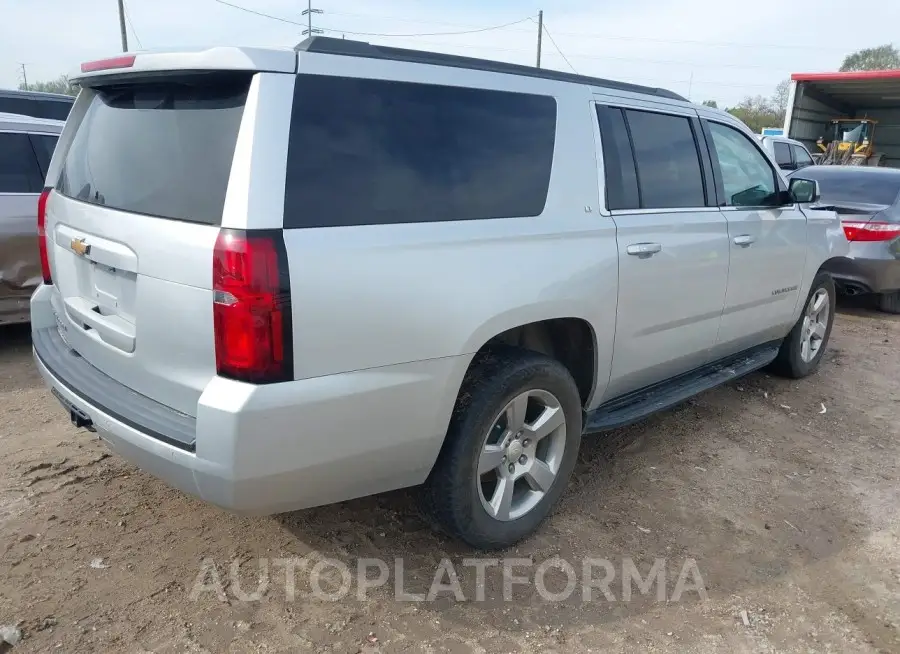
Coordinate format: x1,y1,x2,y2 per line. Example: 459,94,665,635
32,38,848,549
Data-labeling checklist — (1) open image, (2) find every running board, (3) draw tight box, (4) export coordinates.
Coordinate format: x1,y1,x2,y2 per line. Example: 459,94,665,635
584,341,781,433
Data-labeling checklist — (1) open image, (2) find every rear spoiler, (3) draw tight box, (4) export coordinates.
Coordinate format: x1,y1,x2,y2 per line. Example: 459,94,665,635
72,47,298,84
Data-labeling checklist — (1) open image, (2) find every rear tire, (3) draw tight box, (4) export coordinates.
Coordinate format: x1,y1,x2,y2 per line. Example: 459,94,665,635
769,272,836,379
877,290,900,314
421,347,582,550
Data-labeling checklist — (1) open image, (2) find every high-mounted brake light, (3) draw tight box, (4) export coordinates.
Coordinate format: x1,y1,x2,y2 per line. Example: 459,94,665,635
213,229,293,384
37,188,52,284
841,220,900,242
80,55,136,73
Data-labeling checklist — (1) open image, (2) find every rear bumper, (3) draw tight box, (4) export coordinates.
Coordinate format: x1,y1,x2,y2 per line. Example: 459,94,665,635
822,247,900,295
31,285,466,515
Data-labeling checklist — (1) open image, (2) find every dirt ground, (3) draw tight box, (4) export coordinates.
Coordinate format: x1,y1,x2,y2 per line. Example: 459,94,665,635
1,300,899,654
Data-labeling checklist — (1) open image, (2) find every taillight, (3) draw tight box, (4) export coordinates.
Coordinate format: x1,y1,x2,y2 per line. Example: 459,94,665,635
213,229,293,384
37,187,52,284
841,220,900,242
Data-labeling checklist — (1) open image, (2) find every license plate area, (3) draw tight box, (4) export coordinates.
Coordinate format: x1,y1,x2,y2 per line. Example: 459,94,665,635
91,263,123,312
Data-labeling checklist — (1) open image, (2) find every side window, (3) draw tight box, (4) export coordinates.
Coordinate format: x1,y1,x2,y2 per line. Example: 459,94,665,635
773,141,792,169
792,145,814,169
0,133,43,193
596,105,639,210
284,75,557,228
623,109,706,209
29,134,59,179
707,122,779,207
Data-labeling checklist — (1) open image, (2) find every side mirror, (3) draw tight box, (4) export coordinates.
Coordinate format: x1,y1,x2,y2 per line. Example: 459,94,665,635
789,177,820,204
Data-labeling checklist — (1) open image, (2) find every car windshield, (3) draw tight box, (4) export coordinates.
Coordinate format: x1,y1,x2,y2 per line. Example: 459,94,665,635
795,169,900,207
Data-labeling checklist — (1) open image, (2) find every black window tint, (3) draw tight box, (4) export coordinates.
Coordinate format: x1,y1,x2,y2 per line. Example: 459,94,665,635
0,133,43,193
284,75,557,228
56,75,250,225
29,134,58,179
708,122,778,207
0,97,72,121
800,169,900,206
596,105,639,210
792,145,813,168
773,141,792,167
624,110,705,209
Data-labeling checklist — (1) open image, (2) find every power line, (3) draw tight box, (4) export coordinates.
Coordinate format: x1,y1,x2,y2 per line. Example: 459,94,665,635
537,20,578,74
123,0,143,49
327,17,533,38
211,1,532,38
206,2,785,93
379,35,796,73
212,0,303,26
284,8,852,53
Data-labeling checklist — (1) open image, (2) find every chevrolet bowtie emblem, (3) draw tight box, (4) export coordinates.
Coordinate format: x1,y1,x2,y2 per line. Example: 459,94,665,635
70,238,91,257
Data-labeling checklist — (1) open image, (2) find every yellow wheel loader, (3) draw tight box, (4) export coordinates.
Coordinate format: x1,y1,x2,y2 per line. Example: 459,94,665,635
813,118,886,166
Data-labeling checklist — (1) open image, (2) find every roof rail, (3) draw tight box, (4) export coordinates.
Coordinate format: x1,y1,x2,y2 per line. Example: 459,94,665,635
295,36,687,102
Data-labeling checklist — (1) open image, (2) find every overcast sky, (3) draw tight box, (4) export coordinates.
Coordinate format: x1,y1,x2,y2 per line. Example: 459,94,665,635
2,0,900,106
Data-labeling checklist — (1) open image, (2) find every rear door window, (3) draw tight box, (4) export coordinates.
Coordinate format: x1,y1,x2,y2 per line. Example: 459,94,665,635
773,141,792,169
56,75,251,225
283,75,557,228
29,133,59,179
623,109,706,209
0,132,43,193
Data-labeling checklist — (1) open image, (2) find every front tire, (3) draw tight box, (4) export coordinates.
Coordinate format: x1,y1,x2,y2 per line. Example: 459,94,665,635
769,272,836,379
877,290,900,314
421,347,582,550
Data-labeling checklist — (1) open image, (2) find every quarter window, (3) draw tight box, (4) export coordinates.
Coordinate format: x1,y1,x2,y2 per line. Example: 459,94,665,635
624,110,706,209
29,134,58,179
708,122,779,207
0,133,43,193
596,106,639,210
284,75,557,228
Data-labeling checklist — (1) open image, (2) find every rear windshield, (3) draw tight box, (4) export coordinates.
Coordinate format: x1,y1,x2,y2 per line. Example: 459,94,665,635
798,169,900,207
56,75,251,225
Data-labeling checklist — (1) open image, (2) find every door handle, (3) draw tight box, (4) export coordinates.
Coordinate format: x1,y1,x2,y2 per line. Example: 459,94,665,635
733,234,757,247
626,242,662,257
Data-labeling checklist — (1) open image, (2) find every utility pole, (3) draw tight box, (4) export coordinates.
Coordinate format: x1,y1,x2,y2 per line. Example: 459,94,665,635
117,0,129,51
688,71,694,101
536,10,543,68
19,63,28,91
302,0,323,37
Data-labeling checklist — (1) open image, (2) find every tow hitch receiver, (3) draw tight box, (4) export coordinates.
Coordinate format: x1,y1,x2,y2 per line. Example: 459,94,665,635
51,388,95,431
